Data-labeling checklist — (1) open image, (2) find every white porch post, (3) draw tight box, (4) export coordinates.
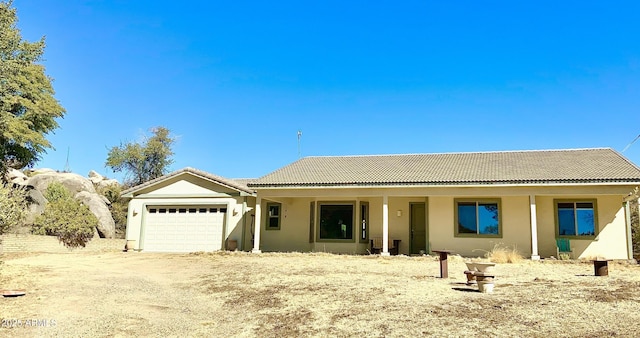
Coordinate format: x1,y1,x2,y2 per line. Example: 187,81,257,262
529,195,540,260
252,197,262,253
382,195,390,256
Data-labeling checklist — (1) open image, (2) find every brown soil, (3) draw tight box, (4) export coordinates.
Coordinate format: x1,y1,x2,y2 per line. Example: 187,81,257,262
1,252,639,337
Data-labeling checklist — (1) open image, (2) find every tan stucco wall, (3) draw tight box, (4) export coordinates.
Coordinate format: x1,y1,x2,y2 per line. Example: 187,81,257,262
259,197,314,252
535,195,627,259
427,196,532,257
254,184,634,258
132,174,239,196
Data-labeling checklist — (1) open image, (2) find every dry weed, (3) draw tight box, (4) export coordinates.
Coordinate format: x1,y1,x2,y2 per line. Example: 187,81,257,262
483,243,524,263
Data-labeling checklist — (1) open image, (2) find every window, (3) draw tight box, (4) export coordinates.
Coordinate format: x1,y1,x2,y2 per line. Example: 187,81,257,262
556,201,596,237
455,199,501,236
266,203,281,230
318,203,354,241
360,202,369,243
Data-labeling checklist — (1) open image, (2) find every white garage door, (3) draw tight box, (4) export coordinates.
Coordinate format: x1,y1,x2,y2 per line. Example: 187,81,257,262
143,206,226,252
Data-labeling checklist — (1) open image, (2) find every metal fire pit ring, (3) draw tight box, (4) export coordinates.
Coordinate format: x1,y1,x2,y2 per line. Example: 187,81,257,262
1,289,26,297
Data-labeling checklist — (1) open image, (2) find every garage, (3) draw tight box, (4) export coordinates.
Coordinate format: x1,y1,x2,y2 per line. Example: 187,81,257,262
123,167,256,253
142,205,227,252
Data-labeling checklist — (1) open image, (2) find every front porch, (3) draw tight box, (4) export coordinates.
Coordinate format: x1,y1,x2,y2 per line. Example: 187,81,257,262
250,188,633,260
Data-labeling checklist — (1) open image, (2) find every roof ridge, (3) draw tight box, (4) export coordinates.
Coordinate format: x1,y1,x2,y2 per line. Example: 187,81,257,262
300,147,613,159
251,147,640,187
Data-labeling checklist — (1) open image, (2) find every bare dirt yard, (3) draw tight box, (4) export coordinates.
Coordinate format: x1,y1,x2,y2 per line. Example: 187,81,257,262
1,251,640,337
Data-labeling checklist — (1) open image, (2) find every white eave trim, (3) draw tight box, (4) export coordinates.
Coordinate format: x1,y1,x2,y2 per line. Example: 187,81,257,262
127,193,237,199
250,182,640,190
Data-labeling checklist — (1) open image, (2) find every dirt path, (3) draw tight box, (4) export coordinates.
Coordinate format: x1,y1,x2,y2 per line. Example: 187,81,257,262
1,252,230,337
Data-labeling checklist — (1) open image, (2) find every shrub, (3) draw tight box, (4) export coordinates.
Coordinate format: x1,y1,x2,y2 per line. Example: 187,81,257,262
558,252,572,261
630,199,639,257
96,183,128,238
33,182,97,248
0,184,27,235
484,243,524,263
43,180,71,202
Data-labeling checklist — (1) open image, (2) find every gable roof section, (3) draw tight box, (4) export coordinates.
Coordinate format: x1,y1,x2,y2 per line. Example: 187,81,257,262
121,167,255,197
249,148,640,188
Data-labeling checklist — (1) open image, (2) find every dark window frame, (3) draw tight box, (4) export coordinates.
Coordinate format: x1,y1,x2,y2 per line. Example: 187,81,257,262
266,202,281,230
554,199,598,239
454,198,502,238
316,202,356,243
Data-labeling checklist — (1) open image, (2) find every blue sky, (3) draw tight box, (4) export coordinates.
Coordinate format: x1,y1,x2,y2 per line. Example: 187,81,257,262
13,1,640,182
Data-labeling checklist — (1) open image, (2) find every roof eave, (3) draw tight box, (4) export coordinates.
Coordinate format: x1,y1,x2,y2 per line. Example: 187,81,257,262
121,168,255,197
248,180,640,189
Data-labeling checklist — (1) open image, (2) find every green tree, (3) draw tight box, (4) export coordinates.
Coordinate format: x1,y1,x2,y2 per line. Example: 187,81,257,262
0,1,65,178
0,183,26,234
33,182,97,248
106,126,175,187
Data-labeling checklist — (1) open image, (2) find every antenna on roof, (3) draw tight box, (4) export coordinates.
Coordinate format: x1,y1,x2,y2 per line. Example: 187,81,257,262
297,130,303,158
622,134,640,153
63,147,71,173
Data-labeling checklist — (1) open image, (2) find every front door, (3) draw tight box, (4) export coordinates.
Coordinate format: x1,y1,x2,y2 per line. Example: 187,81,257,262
410,203,427,254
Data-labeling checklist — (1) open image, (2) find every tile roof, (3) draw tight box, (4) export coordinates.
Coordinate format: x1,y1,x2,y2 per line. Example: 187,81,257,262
249,148,640,187
121,167,255,196
232,178,257,187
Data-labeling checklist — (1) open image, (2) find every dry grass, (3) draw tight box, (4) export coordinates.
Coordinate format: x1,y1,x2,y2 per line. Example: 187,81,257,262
482,243,525,263
1,251,639,337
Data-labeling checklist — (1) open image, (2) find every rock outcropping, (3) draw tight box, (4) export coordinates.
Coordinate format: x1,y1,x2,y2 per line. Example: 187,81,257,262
6,169,118,238
88,170,120,189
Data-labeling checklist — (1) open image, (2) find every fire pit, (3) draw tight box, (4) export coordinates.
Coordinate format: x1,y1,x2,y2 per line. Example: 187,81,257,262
1,289,26,297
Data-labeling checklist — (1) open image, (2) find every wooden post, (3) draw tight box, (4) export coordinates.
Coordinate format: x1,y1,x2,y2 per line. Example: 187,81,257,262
433,250,453,278
593,260,610,276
